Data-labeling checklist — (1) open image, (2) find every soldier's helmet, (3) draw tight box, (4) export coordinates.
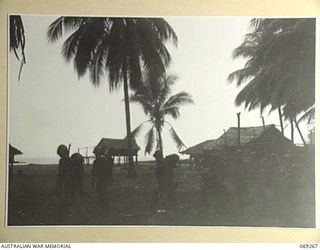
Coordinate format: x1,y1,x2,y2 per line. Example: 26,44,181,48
165,154,180,167
57,144,69,158
71,153,84,165
153,150,163,160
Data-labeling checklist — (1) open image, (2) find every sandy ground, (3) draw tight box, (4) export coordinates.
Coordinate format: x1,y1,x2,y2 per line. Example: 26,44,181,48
7,162,315,227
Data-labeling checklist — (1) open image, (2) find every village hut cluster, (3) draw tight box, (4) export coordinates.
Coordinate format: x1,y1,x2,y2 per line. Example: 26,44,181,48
181,124,314,222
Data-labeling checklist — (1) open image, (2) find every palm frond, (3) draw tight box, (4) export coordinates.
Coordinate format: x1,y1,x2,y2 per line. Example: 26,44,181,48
89,37,109,85
150,18,178,47
61,29,82,62
10,15,26,80
167,122,186,151
163,107,180,119
163,92,194,109
228,67,256,86
144,125,155,155
129,120,150,139
47,16,84,43
73,18,107,78
298,106,315,124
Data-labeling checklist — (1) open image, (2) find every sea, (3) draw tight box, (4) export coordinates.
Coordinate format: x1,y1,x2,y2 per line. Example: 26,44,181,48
14,156,59,165
13,156,156,165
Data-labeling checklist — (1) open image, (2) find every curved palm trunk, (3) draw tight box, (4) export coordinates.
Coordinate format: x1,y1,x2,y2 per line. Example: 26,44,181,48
123,66,136,177
156,126,163,156
294,116,306,146
278,107,284,135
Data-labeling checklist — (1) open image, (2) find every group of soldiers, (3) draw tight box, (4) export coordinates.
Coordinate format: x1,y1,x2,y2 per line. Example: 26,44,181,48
56,144,114,216
56,144,180,216
200,148,309,220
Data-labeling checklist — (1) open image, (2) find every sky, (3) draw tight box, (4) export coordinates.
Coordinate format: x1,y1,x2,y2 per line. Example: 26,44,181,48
9,15,312,162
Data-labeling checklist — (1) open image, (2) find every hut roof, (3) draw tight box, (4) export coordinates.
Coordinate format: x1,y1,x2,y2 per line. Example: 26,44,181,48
180,139,216,155
94,138,140,156
181,124,291,156
9,144,23,156
213,124,275,148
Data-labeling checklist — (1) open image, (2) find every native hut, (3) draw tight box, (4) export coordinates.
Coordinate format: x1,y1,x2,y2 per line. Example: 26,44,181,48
181,124,295,166
210,124,294,156
94,138,140,165
9,144,23,168
180,140,216,168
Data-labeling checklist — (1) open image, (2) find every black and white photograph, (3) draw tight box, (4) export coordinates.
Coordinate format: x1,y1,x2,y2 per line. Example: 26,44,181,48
7,15,316,228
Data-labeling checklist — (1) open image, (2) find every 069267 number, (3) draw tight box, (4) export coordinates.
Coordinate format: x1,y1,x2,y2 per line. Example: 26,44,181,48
300,244,318,248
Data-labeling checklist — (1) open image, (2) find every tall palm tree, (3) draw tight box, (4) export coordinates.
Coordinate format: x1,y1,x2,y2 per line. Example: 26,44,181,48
129,74,193,155
47,17,177,176
9,15,26,80
228,18,315,145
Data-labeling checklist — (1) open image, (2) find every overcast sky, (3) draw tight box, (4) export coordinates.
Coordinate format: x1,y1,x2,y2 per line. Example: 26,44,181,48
9,15,310,162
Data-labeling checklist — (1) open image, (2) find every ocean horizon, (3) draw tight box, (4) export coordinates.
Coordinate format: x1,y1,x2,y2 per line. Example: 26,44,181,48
14,156,59,165
13,155,160,165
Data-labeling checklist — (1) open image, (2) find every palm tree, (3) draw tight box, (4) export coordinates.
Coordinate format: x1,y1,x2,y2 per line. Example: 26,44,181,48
129,74,193,155
9,15,26,80
228,18,315,145
47,17,177,176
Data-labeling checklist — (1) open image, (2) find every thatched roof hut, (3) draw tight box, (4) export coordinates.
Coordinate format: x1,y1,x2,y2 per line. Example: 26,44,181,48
181,139,216,157
94,138,140,156
182,124,294,158
9,144,23,156
9,144,23,167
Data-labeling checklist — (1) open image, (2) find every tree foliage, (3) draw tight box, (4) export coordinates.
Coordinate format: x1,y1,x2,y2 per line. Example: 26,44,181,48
228,18,315,120
130,74,194,155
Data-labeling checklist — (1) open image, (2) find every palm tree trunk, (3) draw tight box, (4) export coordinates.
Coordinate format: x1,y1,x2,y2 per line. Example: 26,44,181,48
156,126,163,156
123,64,136,177
290,117,294,144
278,107,284,135
294,116,306,146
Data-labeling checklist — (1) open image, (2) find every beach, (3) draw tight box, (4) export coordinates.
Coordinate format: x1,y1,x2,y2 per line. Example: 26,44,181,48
7,161,315,227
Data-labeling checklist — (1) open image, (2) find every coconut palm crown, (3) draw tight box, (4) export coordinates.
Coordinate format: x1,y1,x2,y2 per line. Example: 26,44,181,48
130,74,194,155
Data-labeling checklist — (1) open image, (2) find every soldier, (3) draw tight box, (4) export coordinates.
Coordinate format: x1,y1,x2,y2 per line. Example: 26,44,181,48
56,144,79,219
92,148,113,211
56,144,71,199
153,150,165,185
70,153,84,199
151,153,179,211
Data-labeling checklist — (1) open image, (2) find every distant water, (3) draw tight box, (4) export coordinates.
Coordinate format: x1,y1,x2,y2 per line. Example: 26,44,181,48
15,156,59,165
14,155,171,165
